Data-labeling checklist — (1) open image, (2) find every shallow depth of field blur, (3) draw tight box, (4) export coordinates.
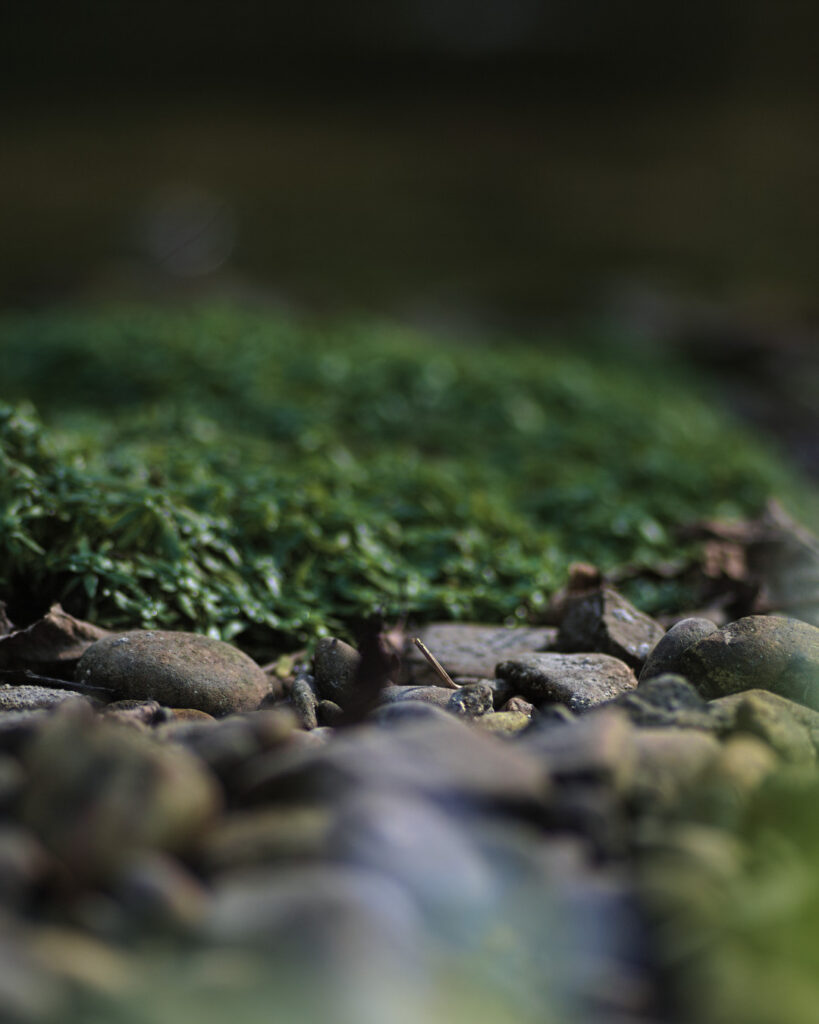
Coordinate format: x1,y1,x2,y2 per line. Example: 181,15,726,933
1,3,818,1023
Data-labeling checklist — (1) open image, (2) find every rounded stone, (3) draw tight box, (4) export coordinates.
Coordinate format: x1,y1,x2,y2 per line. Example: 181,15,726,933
679,615,819,707
75,630,270,717
638,617,718,682
313,637,361,706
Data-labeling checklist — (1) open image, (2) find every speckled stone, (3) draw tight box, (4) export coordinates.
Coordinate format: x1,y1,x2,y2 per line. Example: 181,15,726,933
76,630,270,717
0,685,92,713
403,623,558,684
495,652,636,712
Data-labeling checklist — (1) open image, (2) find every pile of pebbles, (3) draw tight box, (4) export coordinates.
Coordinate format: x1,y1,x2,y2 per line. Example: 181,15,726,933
0,585,818,1024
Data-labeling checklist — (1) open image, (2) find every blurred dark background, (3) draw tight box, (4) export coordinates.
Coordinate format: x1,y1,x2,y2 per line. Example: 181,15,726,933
2,1,817,472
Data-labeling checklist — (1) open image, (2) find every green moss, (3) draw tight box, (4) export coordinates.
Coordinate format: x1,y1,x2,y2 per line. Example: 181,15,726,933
0,307,813,650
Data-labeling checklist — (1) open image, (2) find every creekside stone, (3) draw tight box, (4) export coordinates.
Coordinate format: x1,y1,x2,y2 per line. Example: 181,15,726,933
495,653,636,713
725,692,814,764
313,637,362,706
75,630,270,717
402,623,557,684
638,618,719,682
472,711,531,737
629,728,721,806
679,616,819,707
557,587,665,671
523,708,637,791
378,684,454,709
709,689,819,737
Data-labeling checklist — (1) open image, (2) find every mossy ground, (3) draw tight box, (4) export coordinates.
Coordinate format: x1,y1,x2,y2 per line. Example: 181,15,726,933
0,306,814,651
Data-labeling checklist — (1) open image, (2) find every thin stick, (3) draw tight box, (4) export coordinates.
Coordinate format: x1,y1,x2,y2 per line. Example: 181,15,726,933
412,637,459,689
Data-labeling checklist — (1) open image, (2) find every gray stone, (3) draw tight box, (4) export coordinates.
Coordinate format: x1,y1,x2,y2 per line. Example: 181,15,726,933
446,682,494,717
313,637,361,706
402,623,557,684
609,674,718,730
102,699,171,727
496,652,636,712
0,685,93,713
638,617,719,682
679,615,819,707
317,699,343,726
158,709,295,777
557,587,665,670
368,701,452,726
289,673,318,730
76,630,271,716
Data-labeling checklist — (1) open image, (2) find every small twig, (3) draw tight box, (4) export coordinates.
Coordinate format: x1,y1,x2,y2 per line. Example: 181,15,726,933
412,637,459,689
0,668,114,698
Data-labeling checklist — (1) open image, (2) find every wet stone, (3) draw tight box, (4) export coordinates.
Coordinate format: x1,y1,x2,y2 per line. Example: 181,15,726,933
313,637,362,707
496,653,636,713
639,617,718,682
447,682,494,717
679,615,819,707
557,587,666,671
76,630,271,717
403,623,558,684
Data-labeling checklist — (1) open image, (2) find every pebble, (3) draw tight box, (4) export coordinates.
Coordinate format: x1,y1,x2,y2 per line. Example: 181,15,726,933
378,684,454,709
495,652,636,712
403,623,558,684
289,673,319,730
446,682,494,717
500,696,535,716
76,630,271,716
679,615,819,707
557,587,665,670
472,711,532,736
638,617,718,682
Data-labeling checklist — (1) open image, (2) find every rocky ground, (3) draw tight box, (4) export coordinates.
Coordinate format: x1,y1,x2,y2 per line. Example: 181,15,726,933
0,506,818,1024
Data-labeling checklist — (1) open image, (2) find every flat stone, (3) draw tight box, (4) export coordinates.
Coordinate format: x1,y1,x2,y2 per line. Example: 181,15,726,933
557,587,665,670
638,618,719,682
495,653,636,712
402,623,557,684
679,615,819,707
0,685,92,713
76,630,271,716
